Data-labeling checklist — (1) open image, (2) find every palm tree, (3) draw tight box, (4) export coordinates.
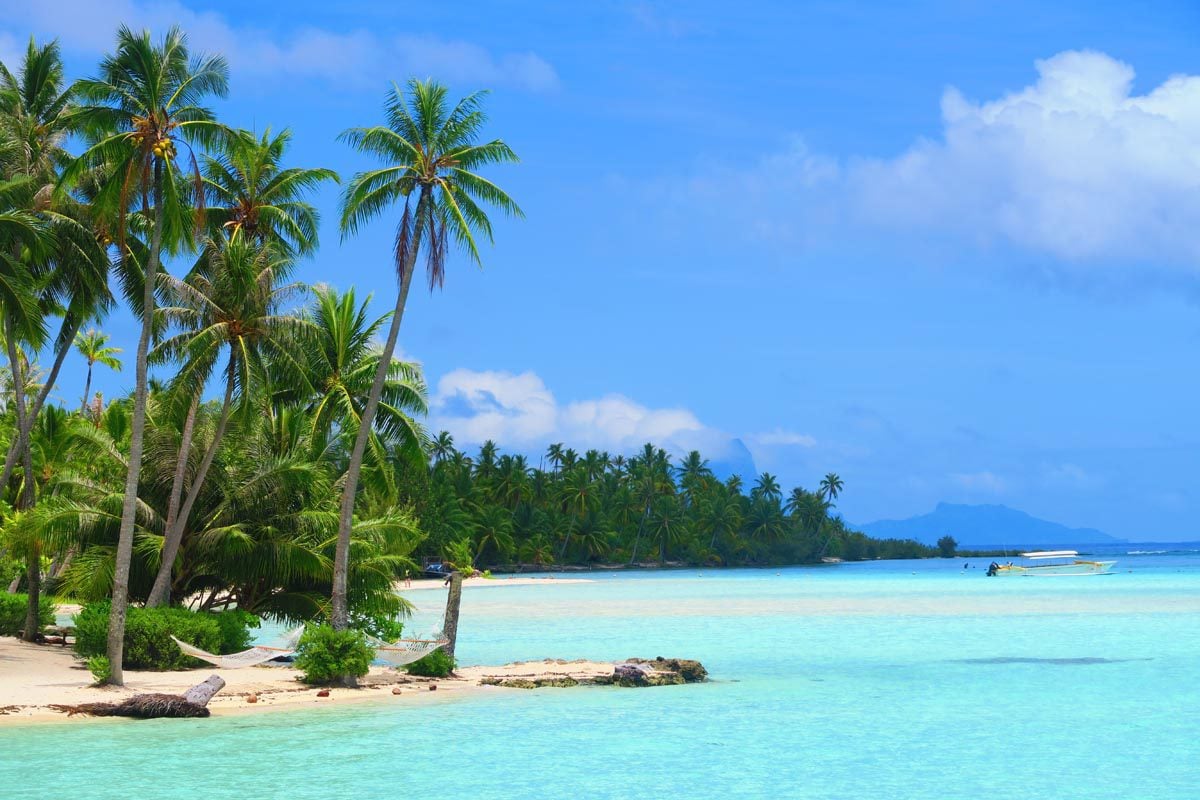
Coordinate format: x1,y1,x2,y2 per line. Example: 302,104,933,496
819,473,844,504
700,490,743,554
201,127,337,258
629,443,672,564
651,495,686,565
431,431,455,464
744,497,788,548
57,26,229,684
0,38,110,498
558,467,599,558
752,472,782,503
472,504,514,566
546,443,565,474
297,285,427,467
145,231,306,606
73,328,122,412
331,79,522,630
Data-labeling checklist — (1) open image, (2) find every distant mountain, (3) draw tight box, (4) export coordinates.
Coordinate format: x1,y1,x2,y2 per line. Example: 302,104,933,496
708,438,758,483
857,502,1123,547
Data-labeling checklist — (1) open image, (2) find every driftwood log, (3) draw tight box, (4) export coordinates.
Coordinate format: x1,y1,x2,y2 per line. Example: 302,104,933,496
52,675,226,719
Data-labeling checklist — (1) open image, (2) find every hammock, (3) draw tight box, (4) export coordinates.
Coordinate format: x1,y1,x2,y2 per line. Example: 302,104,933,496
371,636,449,667
171,626,305,670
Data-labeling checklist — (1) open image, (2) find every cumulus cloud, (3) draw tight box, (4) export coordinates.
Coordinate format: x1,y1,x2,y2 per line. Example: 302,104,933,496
852,50,1200,265
430,369,811,471
661,50,1200,274
431,369,721,454
1,1,558,91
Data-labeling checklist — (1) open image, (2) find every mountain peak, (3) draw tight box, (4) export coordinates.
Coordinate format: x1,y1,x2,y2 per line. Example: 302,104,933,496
859,503,1121,547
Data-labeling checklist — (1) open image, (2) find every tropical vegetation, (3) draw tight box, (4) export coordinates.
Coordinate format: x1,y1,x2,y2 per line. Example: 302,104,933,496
0,25,935,685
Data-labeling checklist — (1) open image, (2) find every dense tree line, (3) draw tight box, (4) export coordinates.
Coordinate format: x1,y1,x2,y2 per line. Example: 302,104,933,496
405,436,935,569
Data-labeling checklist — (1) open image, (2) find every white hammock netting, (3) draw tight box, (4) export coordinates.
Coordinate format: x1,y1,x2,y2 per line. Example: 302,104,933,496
171,626,305,669
371,636,449,667
172,627,446,669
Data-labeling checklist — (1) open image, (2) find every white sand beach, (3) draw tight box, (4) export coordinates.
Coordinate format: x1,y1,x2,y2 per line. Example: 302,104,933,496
0,637,619,725
399,575,593,591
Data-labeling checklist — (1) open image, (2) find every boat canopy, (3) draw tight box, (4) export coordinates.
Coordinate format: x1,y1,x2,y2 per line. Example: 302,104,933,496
1019,550,1078,559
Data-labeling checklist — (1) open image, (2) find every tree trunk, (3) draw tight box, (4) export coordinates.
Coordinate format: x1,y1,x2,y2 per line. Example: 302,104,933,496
3,317,29,492
162,394,199,540
182,675,226,706
330,196,425,630
3,319,42,641
22,543,41,642
442,571,463,661
0,314,85,491
20,444,38,642
629,503,650,564
80,362,93,414
147,365,235,608
107,162,164,686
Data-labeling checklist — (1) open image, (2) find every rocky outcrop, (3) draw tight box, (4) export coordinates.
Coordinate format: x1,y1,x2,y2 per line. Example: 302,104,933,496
625,657,708,683
480,676,582,689
479,658,707,690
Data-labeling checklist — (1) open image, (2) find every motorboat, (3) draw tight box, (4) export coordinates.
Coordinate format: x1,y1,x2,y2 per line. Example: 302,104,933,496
986,550,1116,577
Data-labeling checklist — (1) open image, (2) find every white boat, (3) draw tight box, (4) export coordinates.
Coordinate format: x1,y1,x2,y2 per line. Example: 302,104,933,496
986,550,1116,577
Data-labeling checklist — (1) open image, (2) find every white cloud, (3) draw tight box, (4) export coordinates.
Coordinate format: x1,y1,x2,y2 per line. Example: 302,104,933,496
1,1,559,91
747,428,817,448
659,50,1200,273
852,50,1200,265
950,471,1008,494
431,369,722,454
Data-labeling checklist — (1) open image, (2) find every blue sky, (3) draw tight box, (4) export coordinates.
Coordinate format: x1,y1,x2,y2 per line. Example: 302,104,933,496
3,0,1200,540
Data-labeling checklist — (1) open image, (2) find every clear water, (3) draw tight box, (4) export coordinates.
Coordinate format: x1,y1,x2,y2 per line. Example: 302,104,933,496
4,553,1199,799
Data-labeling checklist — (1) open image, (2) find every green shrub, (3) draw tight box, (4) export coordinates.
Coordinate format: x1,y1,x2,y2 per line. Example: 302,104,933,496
348,611,404,642
214,609,259,653
293,625,374,684
0,593,55,637
87,655,112,684
405,648,455,678
73,602,259,670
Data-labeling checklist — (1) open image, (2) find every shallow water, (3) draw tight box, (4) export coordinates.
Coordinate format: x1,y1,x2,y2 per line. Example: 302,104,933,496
5,554,1199,799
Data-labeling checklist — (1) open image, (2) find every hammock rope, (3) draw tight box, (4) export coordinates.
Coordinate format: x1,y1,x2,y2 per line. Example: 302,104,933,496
172,627,447,669
171,626,305,669
370,635,449,667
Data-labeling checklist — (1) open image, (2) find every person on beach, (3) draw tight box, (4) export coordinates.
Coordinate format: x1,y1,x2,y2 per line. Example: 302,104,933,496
404,570,412,588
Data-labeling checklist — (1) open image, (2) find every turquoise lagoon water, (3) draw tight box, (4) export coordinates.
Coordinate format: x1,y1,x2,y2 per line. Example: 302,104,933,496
3,553,1199,799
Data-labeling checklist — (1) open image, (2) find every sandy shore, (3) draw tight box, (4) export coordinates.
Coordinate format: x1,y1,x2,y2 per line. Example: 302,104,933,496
0,637,620,726
400,575,592,591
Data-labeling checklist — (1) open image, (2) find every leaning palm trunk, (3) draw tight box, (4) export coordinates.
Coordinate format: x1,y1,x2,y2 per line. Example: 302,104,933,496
329,221,422,630
629,503,650,564
144,395,198,606
80,361,93,414
146,367,235,607
107,165,164,685
0,315,85,491
4,322,39,639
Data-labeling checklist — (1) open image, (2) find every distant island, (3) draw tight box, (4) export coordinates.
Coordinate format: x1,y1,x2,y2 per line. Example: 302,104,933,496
857,502,1124,548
